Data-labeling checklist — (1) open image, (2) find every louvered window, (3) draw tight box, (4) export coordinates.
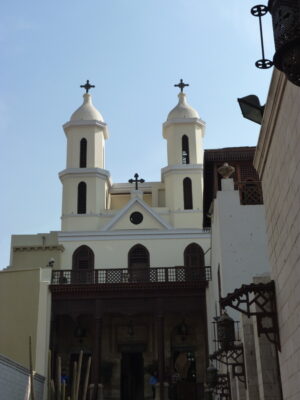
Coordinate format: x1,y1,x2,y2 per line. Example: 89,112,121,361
182,135,190,164
77,182,87,214
183,177,193,209
80,138,87,168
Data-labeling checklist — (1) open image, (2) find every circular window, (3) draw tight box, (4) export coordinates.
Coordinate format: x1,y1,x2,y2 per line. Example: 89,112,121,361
130,212,143,225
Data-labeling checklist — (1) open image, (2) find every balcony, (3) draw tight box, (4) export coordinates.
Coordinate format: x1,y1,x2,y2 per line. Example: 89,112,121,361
51,266,211,290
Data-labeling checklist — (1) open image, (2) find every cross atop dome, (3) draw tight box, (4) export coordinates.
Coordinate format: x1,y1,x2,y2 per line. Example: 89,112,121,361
80,80,95,93
174,79,189,93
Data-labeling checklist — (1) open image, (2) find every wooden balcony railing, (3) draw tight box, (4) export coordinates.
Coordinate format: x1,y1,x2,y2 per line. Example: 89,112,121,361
237,181,263,205
51,266,211,286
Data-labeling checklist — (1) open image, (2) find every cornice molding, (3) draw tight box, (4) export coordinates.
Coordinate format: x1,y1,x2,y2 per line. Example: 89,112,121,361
59,168,110,181
63,120,109,139
13,245,65,252
161,164,203,178
58,228,211,242
163,118,205,128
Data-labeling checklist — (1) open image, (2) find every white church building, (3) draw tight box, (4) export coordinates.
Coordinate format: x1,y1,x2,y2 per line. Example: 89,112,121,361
0,82,276,400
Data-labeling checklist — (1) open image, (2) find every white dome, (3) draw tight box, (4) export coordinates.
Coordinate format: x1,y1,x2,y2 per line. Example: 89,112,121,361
167,92,199,121
70,93,104,122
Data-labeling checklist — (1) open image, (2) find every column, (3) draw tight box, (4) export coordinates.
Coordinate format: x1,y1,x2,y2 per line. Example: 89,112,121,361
157,314,165,400
92,300,103,388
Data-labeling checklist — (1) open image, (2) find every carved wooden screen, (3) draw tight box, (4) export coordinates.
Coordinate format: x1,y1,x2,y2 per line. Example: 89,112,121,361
72,245,94,283
184,243,205,281
128,244,150,282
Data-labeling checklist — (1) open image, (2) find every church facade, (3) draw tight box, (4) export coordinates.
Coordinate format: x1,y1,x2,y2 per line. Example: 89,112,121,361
2,85,212,400
0,83,275,400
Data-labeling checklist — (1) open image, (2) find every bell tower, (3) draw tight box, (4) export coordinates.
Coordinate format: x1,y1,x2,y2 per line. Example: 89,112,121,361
59,81,110,231
162,80,205,227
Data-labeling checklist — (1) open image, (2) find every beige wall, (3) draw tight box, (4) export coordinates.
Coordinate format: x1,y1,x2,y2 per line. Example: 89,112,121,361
254,69,300,400
10,232,63,269
59,235,210,270
0,268,51,375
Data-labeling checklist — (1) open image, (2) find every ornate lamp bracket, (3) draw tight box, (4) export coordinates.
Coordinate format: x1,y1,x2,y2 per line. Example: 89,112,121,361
210,344,246,386
220,280,280,351
216,373,231,400
251,4,273,69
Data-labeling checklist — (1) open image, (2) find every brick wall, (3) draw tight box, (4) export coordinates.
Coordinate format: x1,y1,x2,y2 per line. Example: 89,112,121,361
0,354,44,400
254,70,300,400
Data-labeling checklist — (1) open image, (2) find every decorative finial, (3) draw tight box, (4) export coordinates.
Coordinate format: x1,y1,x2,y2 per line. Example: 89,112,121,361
174,79,189,93
128,173,145,190
80,80,95,93
217,163,235,179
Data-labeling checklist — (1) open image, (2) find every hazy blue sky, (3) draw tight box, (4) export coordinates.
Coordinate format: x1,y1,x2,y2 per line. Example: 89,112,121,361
0,0,274,268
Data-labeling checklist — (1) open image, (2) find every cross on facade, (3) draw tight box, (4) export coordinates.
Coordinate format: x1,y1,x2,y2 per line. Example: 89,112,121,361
174,79,189,93
128,173,145,190
80,80,95,93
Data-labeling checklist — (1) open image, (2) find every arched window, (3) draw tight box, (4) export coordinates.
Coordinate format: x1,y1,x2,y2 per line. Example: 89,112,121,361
184,243,205,281
72,245,94,270
77,182,87,214
72,245,94,284
128,244,150,282
184,243,204,268
80,138,87,168
182,135,190,164
183,177,193,210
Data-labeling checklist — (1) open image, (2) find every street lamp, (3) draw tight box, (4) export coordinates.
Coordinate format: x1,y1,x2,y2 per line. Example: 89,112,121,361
237,95,264,125
217,312,235,351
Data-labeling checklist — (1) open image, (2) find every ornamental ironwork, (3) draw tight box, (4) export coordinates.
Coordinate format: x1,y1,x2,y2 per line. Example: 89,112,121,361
250,1,300,86
268,0,300,86
251,4,273,69
210,344,246,386
215,373,231,400
220,280,280,351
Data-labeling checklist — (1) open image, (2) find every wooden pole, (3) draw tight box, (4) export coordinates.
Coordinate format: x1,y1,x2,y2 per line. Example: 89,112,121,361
82,356,92,400
29,336,36,400
71,361,77,400
75,351,83,400
88,384,95,400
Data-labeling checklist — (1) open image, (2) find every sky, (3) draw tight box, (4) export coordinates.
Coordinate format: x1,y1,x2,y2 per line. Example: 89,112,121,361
0,0,275,269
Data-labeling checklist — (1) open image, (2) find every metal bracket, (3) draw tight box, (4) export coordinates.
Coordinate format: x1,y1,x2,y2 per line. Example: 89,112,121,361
215,373,231,400
210,344,246,386
251,4,273,69
220,280,280,351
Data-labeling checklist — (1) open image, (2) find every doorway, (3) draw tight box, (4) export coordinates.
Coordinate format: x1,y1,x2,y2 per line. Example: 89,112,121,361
121,352,144,400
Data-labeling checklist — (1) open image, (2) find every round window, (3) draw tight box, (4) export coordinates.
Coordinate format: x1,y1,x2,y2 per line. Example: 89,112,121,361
130,212,143,225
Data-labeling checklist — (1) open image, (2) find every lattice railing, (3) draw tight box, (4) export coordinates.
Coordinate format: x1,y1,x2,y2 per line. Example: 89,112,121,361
237,181,263,205
51,266,211,285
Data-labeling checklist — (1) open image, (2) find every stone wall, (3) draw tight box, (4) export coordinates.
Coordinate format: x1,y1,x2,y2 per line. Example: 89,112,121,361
254,69,300,400
0,353,44,400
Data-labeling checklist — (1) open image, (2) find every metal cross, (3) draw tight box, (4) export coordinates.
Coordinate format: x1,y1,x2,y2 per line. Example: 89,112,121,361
128,173,145,190
80,80,95,93
174,79,189,93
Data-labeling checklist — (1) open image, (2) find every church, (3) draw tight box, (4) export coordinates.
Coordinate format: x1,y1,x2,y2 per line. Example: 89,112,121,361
0,80,270,400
